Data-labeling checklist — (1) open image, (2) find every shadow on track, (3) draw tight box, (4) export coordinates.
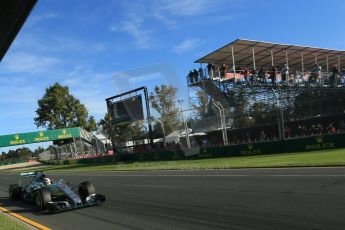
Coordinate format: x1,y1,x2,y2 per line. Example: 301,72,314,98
0,196,51,215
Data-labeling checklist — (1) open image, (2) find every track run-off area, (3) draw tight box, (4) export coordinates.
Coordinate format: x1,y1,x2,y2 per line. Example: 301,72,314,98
1,168,345,230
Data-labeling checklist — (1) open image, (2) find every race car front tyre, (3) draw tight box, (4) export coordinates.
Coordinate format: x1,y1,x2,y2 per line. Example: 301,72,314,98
78,181,95,202
35,188,52,210
9,184,21,200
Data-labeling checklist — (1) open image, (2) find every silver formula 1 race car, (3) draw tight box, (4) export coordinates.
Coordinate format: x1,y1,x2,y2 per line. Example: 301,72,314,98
8,171,105,213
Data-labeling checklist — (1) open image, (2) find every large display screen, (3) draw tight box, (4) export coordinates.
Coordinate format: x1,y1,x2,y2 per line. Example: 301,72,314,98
110,95,144,125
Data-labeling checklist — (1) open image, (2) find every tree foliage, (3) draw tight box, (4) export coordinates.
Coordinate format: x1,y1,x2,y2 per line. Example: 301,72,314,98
0,147,33,160
97,113,111,139
192,90,208,118
33,146,45,157
98,113,145,143
113,121,145,143
150,85,180,135
34,83,96,131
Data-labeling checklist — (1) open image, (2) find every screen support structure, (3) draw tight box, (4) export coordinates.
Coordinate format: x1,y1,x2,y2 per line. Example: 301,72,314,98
105,87,153,152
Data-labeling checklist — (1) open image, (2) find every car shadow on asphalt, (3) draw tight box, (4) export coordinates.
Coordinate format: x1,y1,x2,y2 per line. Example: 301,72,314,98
0,196,50,215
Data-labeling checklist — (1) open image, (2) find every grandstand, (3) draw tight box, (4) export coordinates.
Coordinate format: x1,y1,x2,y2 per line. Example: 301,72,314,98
103,39,345,156
187,39,345,146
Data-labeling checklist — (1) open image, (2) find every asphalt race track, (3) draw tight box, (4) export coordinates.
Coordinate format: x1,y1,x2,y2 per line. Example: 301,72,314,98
1,168,345,230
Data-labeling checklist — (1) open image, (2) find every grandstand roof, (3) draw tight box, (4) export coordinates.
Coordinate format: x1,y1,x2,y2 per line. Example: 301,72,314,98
195,39,345,70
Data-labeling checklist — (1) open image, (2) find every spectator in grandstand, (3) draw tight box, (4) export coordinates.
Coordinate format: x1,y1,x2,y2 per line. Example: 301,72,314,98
202,138,208,147
310,124,318,135
259,131,266,141
297,125,307,136
317,123,324,134
327,123,337,133
207,63,216,78
251,69,258,84
284,126,291,138
207,63,214,79
270,66,277,84
199,66,204,80
243,67,250,83
281,64,289,84
220,64,227,79
258,67,266,83
188,70,194,84
193,69,199,82
330,65,339,87
338,68,344,85
245,132,251,142
313,64,322,85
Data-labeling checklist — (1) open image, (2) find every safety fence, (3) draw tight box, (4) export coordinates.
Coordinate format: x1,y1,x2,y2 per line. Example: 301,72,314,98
43,132,345,165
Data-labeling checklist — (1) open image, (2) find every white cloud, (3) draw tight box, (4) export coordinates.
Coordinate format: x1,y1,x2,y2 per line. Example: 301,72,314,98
159,0,214,16
110,18,152,49
61,66,115,117
108,0,237,48
151,11,177,29
51,36,107,53
11,32,108,56
150,0,231,27
27,12,59,26
1,52,59,74
172,38,204,54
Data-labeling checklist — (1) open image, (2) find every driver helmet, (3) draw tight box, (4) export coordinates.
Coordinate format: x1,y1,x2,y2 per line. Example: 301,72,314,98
43,177,51,185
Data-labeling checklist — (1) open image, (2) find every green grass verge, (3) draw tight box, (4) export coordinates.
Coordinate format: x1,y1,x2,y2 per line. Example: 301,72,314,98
0,213,29,230
13,148,345,172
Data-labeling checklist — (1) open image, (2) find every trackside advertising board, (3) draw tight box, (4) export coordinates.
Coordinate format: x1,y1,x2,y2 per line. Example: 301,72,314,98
0,127,81,148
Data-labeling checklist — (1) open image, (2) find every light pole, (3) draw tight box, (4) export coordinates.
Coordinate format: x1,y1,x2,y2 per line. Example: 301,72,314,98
177,99,190,149
155,118,166,147
177,99,184,138
177,99,184,123
212,100,228,145
271,88,285,140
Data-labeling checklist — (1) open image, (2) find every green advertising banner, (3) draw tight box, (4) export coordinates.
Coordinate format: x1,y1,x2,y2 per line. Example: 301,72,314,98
0,127,81,148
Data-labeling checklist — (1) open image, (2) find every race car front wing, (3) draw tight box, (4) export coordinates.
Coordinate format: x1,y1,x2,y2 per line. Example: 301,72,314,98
47,194,106,213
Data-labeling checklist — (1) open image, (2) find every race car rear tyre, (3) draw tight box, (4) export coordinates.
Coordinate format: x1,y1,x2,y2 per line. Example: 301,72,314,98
9,184,21,200
35,188,52,210
78,181,95,202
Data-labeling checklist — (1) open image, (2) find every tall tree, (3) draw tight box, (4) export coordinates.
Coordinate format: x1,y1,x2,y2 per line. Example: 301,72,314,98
97,113,111,139
98,113,145,145
150,85,180,135
192,90,209,118
34,83,96,131
33,146,45,157
16,147,33,158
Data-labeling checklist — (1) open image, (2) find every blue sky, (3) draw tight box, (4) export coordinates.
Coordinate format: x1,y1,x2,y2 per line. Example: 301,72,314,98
1,0,345,150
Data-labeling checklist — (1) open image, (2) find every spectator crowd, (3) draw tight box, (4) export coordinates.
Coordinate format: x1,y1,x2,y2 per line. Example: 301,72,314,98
188,63,345,87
